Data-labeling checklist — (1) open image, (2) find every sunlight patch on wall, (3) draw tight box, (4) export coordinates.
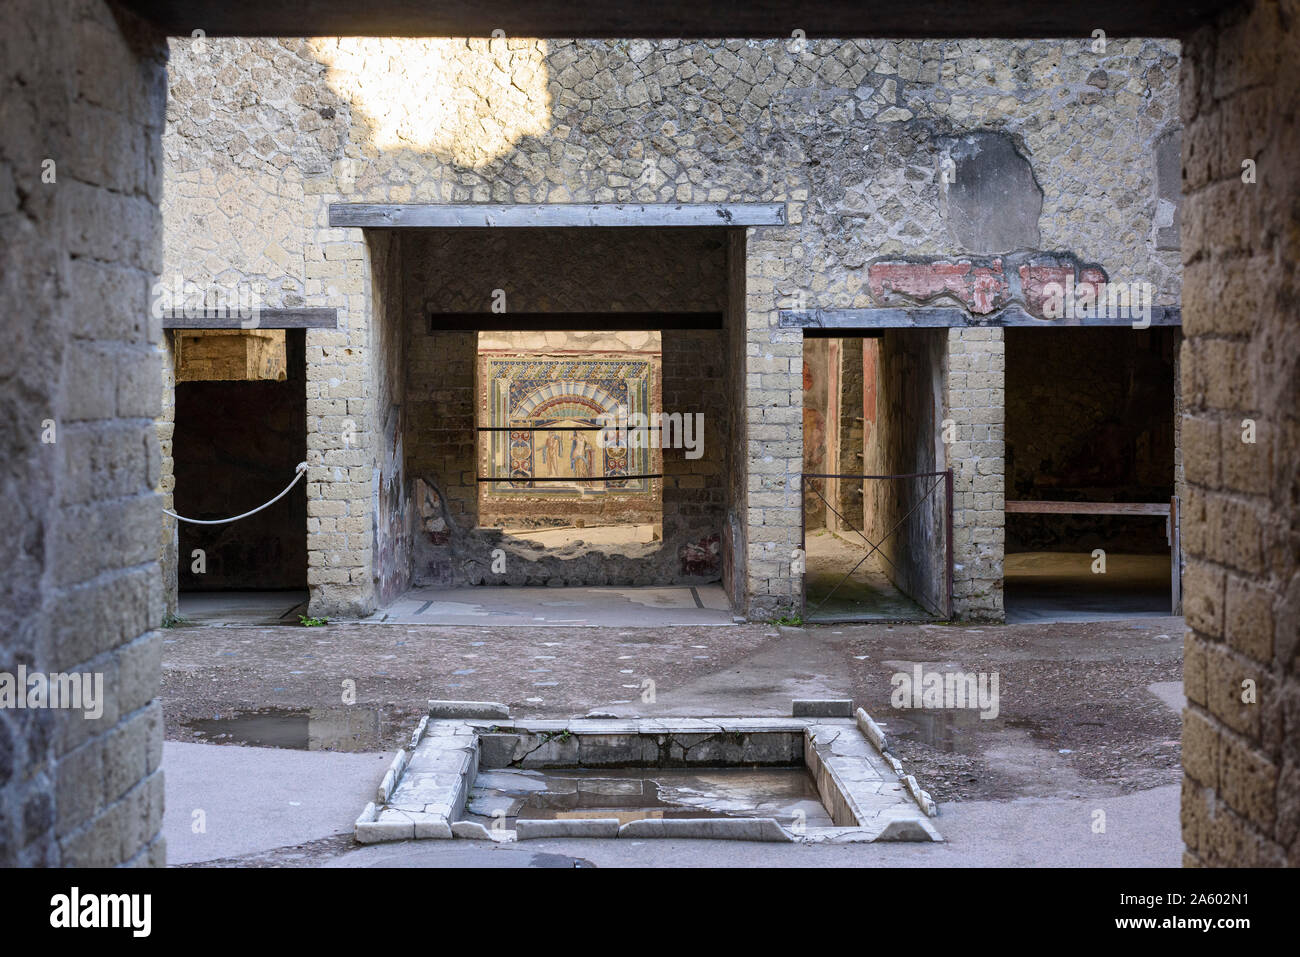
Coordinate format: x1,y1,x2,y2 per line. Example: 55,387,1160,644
308,37,552,167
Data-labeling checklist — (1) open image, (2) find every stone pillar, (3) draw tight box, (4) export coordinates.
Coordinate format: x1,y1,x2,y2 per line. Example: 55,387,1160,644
303,208,377,617
744,227,803,619
945,327,1006,620
158,331,178,619
0,0,168,866
1179,0,1299,867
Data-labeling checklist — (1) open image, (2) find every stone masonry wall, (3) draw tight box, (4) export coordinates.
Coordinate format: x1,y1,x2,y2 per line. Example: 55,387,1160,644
369,229,412,606
158,333,178,619
944,328,1005,619
163,36,1182,618
1179,0,1300,867
801,337,833,528
0,0,167,866
405,328,476,587
724,230,750,611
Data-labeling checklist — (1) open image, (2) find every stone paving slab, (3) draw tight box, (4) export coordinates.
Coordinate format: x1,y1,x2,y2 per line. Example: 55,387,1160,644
517,818,621,840
618,818,793,841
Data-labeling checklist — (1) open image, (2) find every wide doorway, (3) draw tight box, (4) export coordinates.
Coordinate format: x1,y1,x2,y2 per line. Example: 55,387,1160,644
1004,327,1180,623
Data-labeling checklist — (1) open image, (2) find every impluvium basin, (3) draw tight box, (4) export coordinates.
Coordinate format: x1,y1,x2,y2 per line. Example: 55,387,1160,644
355,711,941,844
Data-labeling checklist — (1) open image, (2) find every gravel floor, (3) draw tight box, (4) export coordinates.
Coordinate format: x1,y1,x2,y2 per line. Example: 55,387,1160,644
162,613,1183,807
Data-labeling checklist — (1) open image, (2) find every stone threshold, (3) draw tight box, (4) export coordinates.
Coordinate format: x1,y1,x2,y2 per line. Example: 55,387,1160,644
355,711,941,845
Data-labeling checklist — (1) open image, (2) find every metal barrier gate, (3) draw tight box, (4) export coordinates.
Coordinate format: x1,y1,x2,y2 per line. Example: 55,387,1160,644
800,469,954,621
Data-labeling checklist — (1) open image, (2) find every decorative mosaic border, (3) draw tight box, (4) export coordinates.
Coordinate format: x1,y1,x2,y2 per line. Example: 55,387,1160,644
480,353,655,496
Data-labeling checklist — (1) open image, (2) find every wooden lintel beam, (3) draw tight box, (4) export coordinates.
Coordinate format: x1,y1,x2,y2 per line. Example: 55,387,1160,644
162,309,338,330
429,311,723,331
330,203,785,229
1006,501,1171,516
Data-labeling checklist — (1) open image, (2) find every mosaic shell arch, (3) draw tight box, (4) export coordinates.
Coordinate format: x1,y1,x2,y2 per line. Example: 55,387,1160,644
479,353,657,497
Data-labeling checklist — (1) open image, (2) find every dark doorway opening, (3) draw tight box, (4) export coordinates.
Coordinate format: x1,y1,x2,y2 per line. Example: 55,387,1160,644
173,328,308,604
1004,327,1179,622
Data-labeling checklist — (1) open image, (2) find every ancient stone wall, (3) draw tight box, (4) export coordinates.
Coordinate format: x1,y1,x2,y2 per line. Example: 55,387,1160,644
163,35,1182,618
1179,0,1300,867
801,337,832,528
369,230,412,605
662,327,731,581
406,328,476,586
724,230,750,611
159,333,178,619
0,0,167,866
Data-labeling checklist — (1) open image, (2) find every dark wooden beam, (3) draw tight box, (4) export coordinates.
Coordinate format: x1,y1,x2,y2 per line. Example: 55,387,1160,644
330,203,785,229
430,311,722,331
801,327,883,339
1006,501,1170,516
162,308,338,329
118,1,1237,38
779,305,1182,329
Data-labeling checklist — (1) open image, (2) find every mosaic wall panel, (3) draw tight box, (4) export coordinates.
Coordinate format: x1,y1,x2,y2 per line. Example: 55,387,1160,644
478,353,659,499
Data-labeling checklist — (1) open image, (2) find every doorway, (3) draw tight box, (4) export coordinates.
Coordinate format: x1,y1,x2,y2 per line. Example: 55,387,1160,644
172,328,308,621
801,331,951,621
1003,327,1179,622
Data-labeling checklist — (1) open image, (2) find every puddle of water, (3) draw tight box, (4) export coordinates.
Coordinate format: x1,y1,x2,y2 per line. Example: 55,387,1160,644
465,766,832,828
181,706,387,752
886,709,1039,753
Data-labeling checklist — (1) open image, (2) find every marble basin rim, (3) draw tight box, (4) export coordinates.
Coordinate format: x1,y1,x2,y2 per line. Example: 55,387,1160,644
355,714,942,844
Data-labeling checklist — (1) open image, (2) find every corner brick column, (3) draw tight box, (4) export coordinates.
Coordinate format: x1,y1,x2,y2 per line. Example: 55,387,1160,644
303,195,378,617
1,0,168,866
744,228,804,619
158,332,178,618
1179,0,1299,866
945,328,1006,620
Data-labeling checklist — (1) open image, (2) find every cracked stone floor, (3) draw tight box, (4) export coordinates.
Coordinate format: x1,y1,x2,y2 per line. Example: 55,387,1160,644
161,601,1184,867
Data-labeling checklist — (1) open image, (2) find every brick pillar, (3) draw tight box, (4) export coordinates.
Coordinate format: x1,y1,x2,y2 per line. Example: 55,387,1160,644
946,327,1006,620
158,331,178,619
0,0,168,866
744,229,803,618
1179,0,1300,867
304,219,377,617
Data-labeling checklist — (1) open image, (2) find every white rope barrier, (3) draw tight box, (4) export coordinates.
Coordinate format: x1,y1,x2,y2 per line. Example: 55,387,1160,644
163,462,310,525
